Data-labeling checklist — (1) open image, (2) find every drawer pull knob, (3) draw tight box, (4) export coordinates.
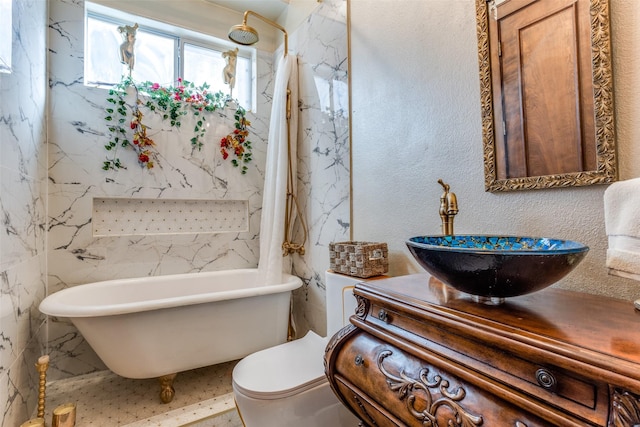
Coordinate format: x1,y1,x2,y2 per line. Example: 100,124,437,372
535,368,557,392
378,309,389,322
354,354,364,366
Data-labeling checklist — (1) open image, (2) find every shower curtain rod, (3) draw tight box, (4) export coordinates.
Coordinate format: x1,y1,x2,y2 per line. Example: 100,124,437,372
228,12,307,256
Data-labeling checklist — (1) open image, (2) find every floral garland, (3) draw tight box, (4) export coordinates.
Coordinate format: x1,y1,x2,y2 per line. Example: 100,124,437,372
103,76,252,172
220,109,252,174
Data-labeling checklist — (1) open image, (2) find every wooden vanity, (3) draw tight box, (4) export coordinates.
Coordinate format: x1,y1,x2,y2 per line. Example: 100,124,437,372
324,274,640,426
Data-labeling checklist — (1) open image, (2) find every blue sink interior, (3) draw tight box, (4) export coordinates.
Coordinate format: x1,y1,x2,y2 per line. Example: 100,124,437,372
408,235,587,253
406,235,589,300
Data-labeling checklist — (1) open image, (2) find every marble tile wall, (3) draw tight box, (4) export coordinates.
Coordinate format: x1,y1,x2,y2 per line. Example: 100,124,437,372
45,0,349,382
47,0,273,379
0,0,347,422
7,0,350,396
0,0,48,425
290,0,350,337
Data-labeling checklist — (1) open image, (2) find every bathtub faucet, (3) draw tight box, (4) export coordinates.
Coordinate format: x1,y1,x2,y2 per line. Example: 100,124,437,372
438,179,458,236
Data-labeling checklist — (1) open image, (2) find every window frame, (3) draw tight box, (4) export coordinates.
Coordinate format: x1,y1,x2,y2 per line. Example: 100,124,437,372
84,2,255,109
0,0,12,74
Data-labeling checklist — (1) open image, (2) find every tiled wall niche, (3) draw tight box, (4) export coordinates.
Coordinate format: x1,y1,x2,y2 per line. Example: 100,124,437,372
92,198,249,236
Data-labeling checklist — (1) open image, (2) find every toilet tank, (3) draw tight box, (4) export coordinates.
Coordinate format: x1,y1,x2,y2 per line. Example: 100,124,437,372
325,271,363,337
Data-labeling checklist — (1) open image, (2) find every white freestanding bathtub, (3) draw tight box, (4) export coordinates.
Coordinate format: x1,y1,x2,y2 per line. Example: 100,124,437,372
39,268,302,402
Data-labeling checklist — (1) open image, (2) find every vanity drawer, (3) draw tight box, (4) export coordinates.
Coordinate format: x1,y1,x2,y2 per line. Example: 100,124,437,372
362,300,609,425
332,377,403,427
332,331,592,426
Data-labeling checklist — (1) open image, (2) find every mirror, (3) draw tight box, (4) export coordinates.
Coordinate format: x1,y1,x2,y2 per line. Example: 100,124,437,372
475,0,617,192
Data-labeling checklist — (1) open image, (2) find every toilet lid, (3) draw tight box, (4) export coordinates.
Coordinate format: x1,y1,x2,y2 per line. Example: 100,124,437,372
232,330,329,400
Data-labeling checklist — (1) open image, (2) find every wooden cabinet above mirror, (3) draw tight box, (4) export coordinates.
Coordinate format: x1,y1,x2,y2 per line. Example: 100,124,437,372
475,0,617,192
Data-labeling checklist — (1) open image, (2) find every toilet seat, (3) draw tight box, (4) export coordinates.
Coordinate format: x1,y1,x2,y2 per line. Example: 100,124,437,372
232,330,329,400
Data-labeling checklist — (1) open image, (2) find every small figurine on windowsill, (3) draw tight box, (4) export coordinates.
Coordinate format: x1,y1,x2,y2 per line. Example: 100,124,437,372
223,47,239,96
118,23,138,74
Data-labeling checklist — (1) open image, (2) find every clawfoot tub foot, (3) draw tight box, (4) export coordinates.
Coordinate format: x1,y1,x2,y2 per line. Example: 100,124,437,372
158,373,177,403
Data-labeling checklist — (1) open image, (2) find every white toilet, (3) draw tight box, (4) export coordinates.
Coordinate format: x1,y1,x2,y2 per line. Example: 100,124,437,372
232,271,362,427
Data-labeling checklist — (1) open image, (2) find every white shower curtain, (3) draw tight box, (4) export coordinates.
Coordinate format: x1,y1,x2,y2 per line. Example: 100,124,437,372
257,54,299,285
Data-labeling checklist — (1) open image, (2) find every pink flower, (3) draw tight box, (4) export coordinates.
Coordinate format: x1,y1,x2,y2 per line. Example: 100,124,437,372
151,83,160,90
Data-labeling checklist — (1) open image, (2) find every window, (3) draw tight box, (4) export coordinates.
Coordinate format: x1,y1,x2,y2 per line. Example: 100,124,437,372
84,3,254,109
183,42,252,113
0,0,12,73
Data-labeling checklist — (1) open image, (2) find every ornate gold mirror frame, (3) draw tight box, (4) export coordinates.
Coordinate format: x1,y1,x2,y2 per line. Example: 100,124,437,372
475,0,617,192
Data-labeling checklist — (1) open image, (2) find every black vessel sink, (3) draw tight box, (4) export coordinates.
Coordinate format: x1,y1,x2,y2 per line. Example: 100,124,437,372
407,235,589,303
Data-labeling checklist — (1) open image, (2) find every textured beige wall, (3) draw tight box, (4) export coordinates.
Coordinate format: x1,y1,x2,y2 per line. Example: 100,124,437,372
350,0,640,301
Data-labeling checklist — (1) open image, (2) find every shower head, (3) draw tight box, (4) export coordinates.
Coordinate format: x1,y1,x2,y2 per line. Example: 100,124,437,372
228,23,259,46
228,10,288,56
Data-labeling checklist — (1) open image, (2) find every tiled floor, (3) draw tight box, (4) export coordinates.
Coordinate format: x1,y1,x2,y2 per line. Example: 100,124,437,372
42,361,243,426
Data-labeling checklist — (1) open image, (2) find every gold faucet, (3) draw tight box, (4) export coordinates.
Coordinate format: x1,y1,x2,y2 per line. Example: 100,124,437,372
438,179,458,235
